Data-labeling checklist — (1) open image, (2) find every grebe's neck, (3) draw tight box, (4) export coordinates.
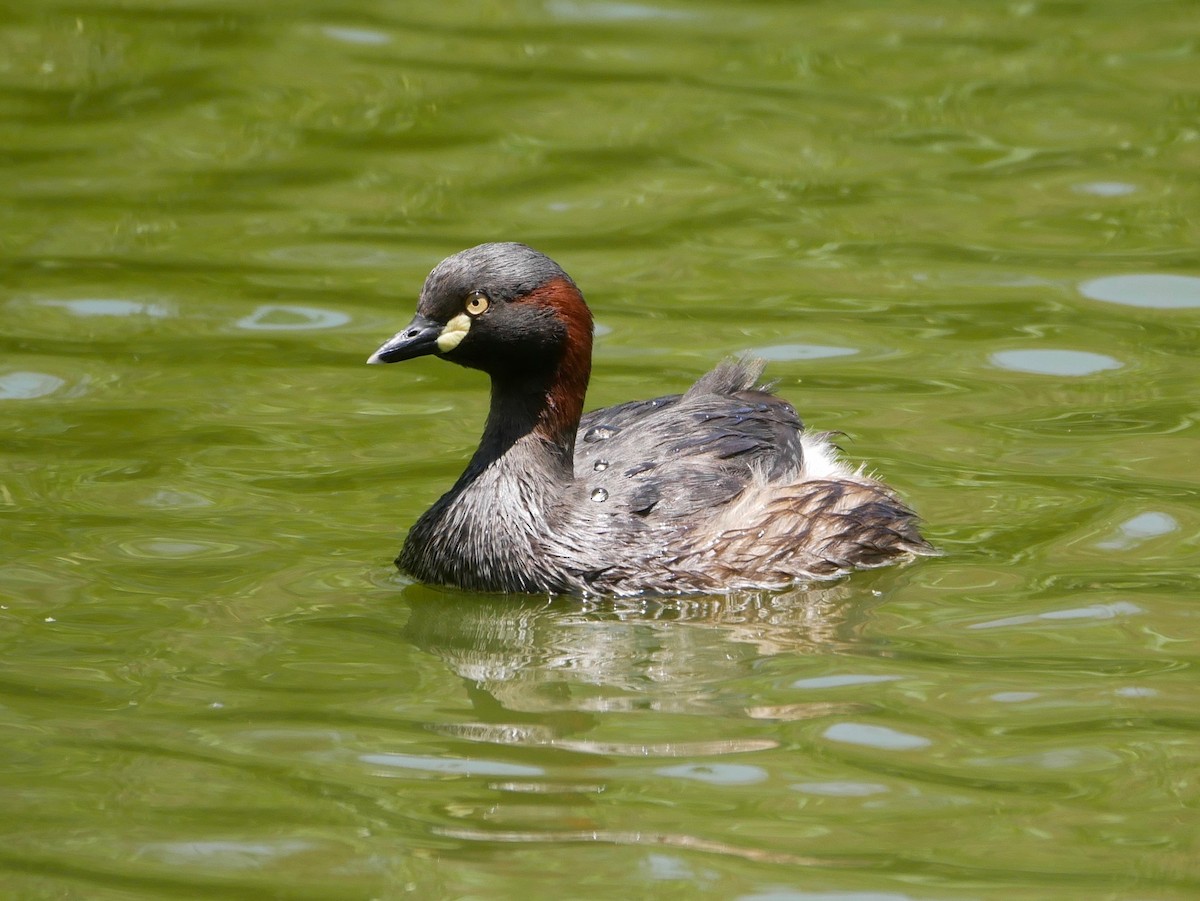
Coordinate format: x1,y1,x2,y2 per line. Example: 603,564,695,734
468,277,593,480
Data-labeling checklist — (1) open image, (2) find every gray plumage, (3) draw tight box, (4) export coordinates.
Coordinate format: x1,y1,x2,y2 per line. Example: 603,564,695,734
371,243,936,597
420,242,576,305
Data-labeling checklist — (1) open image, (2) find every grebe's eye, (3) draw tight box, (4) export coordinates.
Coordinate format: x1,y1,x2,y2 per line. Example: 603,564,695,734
465,291,490,316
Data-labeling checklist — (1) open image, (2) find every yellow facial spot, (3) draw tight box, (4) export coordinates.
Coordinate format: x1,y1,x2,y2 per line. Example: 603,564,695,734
436,313,471,352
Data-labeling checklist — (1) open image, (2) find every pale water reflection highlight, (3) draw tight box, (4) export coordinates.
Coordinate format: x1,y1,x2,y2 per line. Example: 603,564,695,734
1094,511,1179,550
235,304,351,330
0,371,65,399
989,348,1122,376
37,298,170,317
1079,273,1200,309
821,723,932,752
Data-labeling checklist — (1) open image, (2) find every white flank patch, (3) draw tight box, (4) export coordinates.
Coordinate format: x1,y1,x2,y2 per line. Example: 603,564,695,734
436,313,471,352
800,433,854,481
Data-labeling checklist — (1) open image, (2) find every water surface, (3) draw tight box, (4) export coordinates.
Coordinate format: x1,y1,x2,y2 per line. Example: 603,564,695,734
2,1,1198,898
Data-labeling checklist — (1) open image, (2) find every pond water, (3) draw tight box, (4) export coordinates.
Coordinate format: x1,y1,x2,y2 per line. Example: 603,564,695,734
2,1,1198,898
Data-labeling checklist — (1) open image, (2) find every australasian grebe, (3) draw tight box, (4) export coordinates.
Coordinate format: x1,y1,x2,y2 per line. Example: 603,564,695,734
368,242,934,596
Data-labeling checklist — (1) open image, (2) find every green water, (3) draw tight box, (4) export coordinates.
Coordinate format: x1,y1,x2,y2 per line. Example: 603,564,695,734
3,1,1198,898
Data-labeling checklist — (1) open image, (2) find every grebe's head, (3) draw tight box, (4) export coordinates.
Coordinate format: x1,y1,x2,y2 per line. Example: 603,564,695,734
368,242,593,378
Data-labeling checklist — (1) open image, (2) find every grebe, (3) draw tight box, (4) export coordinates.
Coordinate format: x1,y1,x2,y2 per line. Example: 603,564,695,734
368,242,934,596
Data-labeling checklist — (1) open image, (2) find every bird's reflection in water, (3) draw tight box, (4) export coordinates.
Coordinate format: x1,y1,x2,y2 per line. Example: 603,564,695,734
400,581,884,756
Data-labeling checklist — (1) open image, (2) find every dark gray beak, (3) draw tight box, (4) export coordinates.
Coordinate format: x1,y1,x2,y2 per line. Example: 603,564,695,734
367,313,443,364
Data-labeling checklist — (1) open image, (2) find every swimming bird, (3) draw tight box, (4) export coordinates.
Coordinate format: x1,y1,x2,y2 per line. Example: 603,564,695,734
368,242,934,596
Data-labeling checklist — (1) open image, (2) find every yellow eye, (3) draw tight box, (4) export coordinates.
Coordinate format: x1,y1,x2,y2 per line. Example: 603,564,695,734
465,291,490,316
